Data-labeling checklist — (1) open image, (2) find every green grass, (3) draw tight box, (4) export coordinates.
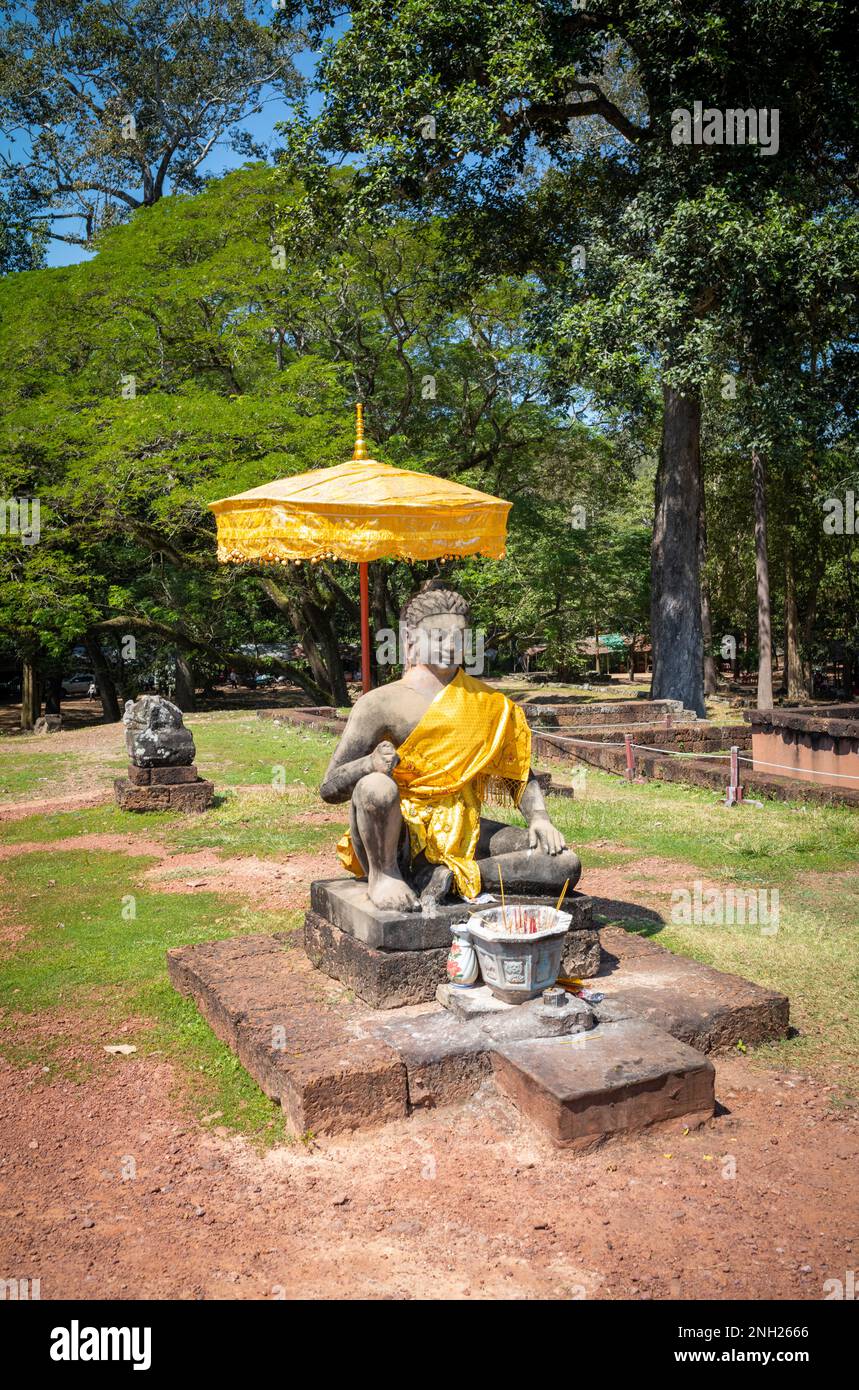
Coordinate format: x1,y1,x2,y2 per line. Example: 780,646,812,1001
0,751,85,799
0,716,857,1119
165,787,344,857
0,803,180,844
188,717,335,788
543,767,859,884
0,845,303,1141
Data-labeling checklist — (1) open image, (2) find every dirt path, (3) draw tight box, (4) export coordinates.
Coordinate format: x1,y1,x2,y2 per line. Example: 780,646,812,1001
0,790,854,1300
1,1044,855,1301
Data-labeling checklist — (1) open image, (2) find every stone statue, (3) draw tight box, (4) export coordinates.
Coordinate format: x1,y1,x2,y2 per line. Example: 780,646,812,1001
321,583,581,913
123,695,196,768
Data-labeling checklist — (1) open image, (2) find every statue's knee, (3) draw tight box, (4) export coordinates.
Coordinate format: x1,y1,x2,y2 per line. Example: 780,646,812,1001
560,849,582,886
354,771,400,814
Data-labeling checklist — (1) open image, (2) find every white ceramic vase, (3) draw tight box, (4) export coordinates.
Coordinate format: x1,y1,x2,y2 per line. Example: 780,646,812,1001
446,925,479,987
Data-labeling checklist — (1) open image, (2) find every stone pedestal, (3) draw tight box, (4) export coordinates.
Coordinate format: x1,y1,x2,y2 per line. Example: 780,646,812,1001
168,917,789,1143
304,877,600,1008
114,762,214,812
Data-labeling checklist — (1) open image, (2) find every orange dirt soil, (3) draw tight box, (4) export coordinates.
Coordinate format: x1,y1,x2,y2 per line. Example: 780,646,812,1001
0,778,856,1299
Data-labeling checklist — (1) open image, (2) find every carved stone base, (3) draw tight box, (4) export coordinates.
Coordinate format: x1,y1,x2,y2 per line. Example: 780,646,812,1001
114,763,214,813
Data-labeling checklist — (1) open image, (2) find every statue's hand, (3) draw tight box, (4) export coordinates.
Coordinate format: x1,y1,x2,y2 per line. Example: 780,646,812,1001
528,816,566,856
371,740,400,776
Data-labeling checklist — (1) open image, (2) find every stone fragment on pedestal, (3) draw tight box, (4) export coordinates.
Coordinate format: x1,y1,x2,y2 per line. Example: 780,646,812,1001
113,695,214,812
124,694,196,766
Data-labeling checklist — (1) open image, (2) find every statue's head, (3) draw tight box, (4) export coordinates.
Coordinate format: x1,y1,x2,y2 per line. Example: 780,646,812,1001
401,582,471,670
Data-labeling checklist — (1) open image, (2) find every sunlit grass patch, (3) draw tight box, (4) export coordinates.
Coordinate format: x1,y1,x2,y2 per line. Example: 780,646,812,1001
0,846,302,1140
187,716,334,788
164,786,344,857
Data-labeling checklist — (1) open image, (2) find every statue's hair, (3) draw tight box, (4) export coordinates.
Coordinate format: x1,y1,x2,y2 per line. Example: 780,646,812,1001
401,580,471,628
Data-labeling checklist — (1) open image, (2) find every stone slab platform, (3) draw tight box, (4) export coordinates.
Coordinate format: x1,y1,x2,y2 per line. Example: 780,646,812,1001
167,933,408,1135
168,925,790,1141
115,774,214,813
593,925,790,1051
491,1021,715,1149
311,877,594,952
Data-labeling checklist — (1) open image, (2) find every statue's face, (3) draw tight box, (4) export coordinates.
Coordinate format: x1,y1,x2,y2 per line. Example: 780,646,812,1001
406,612,469,670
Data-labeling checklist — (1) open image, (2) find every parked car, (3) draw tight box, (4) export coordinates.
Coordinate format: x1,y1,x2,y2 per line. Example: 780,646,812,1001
61,672,96,697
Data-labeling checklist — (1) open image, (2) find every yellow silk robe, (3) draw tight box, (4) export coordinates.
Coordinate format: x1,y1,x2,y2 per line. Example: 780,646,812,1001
337,669,532,898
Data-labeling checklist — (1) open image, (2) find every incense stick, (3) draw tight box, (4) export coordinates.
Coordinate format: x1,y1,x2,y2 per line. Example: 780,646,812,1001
555,878,570,913
498,863,509,932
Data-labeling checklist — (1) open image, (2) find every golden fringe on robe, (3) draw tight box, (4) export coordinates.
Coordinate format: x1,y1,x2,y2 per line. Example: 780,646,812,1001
337,669,532,899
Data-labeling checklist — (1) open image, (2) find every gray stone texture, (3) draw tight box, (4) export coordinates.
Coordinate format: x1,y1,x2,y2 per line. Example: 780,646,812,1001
123,694,196,767
593,924,790,1051
491,1020,716,1148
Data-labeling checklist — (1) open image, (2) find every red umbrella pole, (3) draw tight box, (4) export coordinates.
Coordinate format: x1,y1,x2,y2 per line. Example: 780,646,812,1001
359,561,372,693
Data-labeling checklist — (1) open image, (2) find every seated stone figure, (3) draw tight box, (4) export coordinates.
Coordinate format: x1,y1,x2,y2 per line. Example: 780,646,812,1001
320,583,582,913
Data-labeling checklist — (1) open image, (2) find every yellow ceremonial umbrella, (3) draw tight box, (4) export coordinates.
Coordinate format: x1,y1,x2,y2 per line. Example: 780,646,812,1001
208,405,512,692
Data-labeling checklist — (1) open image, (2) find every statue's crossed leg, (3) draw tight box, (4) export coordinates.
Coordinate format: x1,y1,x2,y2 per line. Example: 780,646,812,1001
349,772,581,913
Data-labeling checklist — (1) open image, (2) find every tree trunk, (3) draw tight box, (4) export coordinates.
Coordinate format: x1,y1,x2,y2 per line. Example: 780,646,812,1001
174,653,196,712
785,553,809,700
752,446,774,709
698,471,718,696
85,633,122,721
303,595,350,705
257,577,348,705
20,654,39,730
44,674,63,716
650,385,705,716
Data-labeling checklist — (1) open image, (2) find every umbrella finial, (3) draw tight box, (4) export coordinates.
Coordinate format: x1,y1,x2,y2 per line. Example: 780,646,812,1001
352,402,368,461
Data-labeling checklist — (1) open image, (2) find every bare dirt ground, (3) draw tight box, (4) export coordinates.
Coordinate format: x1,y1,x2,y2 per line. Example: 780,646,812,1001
0,755,856,1300
1,1042,856,1300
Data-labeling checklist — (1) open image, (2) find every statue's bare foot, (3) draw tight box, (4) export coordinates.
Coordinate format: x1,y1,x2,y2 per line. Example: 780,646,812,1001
368,870,421,913
418,864,453,911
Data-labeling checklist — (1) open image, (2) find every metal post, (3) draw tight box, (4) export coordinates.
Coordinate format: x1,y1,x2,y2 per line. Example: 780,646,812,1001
359,561,372,694
624,733,635,781
727,744,743,805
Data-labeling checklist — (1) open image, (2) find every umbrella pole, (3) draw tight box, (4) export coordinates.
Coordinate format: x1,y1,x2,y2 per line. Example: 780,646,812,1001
359,561,372,693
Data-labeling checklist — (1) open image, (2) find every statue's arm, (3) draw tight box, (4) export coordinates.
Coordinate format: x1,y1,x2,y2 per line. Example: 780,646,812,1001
320,699,388,804
518,770,567,854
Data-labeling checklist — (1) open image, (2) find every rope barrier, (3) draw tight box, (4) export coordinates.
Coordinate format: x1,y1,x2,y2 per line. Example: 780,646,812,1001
537,725,859,788
535,731,731,758
737,754,859,781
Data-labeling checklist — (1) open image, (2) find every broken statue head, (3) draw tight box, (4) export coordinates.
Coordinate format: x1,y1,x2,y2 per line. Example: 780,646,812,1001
123,695,195,768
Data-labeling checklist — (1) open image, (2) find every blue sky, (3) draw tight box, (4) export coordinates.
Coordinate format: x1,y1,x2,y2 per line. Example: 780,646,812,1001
45,42,320,268
0,9,328,269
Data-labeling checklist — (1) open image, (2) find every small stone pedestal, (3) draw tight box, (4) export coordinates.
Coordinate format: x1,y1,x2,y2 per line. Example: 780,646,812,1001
114,763,214,812
304,877,600,1009
114,694,214,812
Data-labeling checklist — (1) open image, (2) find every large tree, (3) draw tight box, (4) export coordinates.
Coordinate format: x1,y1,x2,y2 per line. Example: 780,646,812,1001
283,0,858,714
1,163,635,720
0,0,302,246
